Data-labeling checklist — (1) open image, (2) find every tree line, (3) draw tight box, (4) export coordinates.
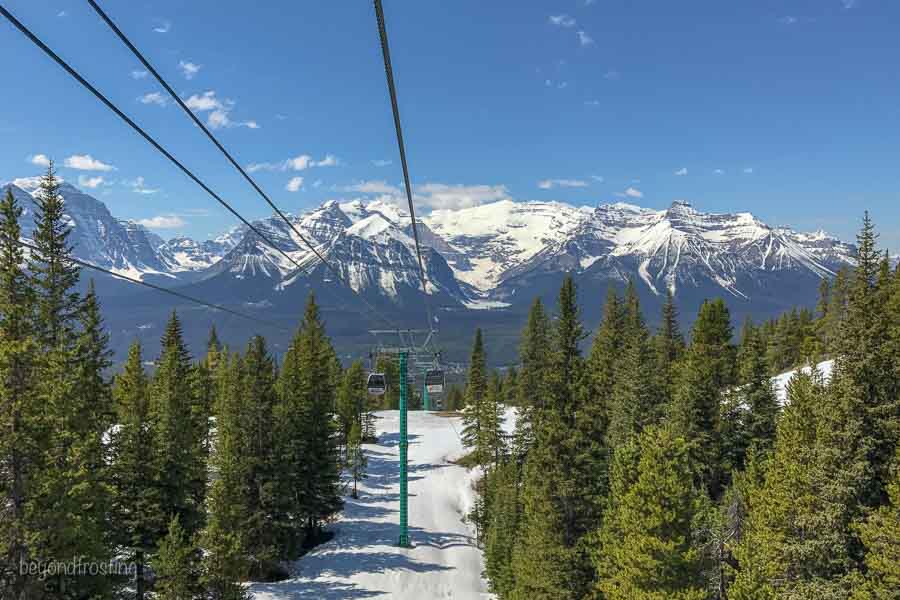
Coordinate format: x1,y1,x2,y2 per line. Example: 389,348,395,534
463,214,899,599
0,166,372,598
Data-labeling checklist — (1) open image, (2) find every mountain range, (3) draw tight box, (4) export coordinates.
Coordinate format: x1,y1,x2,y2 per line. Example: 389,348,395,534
1,178,858,363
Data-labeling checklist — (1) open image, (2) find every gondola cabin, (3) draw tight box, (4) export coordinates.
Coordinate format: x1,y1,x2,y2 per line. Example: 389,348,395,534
367,373,387,396
425,369,445,394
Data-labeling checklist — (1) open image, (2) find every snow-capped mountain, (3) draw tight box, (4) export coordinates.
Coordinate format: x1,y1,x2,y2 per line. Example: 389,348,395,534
2,178,857,325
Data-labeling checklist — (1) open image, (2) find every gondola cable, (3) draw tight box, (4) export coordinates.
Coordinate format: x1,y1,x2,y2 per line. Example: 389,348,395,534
85,0,399,331
5,234,286,331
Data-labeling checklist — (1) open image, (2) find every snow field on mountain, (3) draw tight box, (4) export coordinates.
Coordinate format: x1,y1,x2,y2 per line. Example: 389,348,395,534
772,359,835,405
249,410,515,599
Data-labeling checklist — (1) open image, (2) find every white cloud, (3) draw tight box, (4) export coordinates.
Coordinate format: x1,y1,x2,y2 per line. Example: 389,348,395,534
778,16,798,25
178,60,201,80
312,179,323,188
841,0,858,9
604,70,621,80
131,70,148,79
414,183,510,211
28,154,51,167
275,113,288,120
57,11,67,17
743,167,754,174
584,100,601,106
153,20,171,34
345,180,402,195
714,168,725,175
185,90,221,111
137,215,185,229
625,187,643,198
343,181,510,211
77,175,105,189
285,177,304,192
538,178,589,189
138,92,167,107
128,176,158,194
63,154,115,172
248,153,339,172
184,90,257,129
315,154,339,167
372,159,393,167
549,14,576,27
577,30,594,46
591,175,604,182
675,167,688,176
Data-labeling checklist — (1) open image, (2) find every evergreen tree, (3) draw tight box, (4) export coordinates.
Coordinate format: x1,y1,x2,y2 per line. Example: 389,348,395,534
654,288,685,400
154,516,199,600
608,281,661,448
670,298,735,497
28,162,80,348
511,276,592,600
483,459,521,598
481,371,507,470
722,323,779,475
0,188,42,599
853,449,900,599
110,342,162,600
511,298,551,461
461,328,488,463
731,370,862,598
336,360,366,458
27,170,114,596
593,425,708,600
347,420,367,499
832,213,897,508
274,294,342,553
151,311,204,539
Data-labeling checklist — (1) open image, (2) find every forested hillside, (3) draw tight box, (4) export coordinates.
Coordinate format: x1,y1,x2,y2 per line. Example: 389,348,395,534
462,215,899,599
0,169,376,598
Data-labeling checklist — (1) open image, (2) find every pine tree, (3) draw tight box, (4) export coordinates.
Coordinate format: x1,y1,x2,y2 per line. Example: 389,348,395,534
461,328,488,463
511,298,551,461
654,288,685,400
593,425,708,600
832,213,897,508
27,170,114,596
110,342,162,600
722,322,779,475
670,298,735,497
483,459,521,598
731,369,861,599
0,188,42,599
151,311,204,539
511,276,592,599
608,281,661,448
239,336,281,577
274,294,342,553
347,420,367,499
853,449,900,599
336,360,366,458
481,371,507,470
154,516,199,600
28,162,80,348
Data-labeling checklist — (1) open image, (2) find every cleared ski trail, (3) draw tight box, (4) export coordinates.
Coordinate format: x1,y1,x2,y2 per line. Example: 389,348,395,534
249,410,493,599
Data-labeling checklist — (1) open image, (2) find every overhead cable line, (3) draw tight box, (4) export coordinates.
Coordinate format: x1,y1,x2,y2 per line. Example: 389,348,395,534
0,4,354,311
85,0,399,331
373,0,436,334
9,236,286,331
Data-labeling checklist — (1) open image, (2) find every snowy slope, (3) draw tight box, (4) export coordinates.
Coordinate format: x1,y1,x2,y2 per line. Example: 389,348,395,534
772,359,835,404
248,410,511,600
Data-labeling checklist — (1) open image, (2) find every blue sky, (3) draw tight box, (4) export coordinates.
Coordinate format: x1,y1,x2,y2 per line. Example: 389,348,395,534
1,0,898,250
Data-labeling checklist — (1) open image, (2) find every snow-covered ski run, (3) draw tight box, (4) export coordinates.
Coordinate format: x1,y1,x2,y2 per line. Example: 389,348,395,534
248,410,503,600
